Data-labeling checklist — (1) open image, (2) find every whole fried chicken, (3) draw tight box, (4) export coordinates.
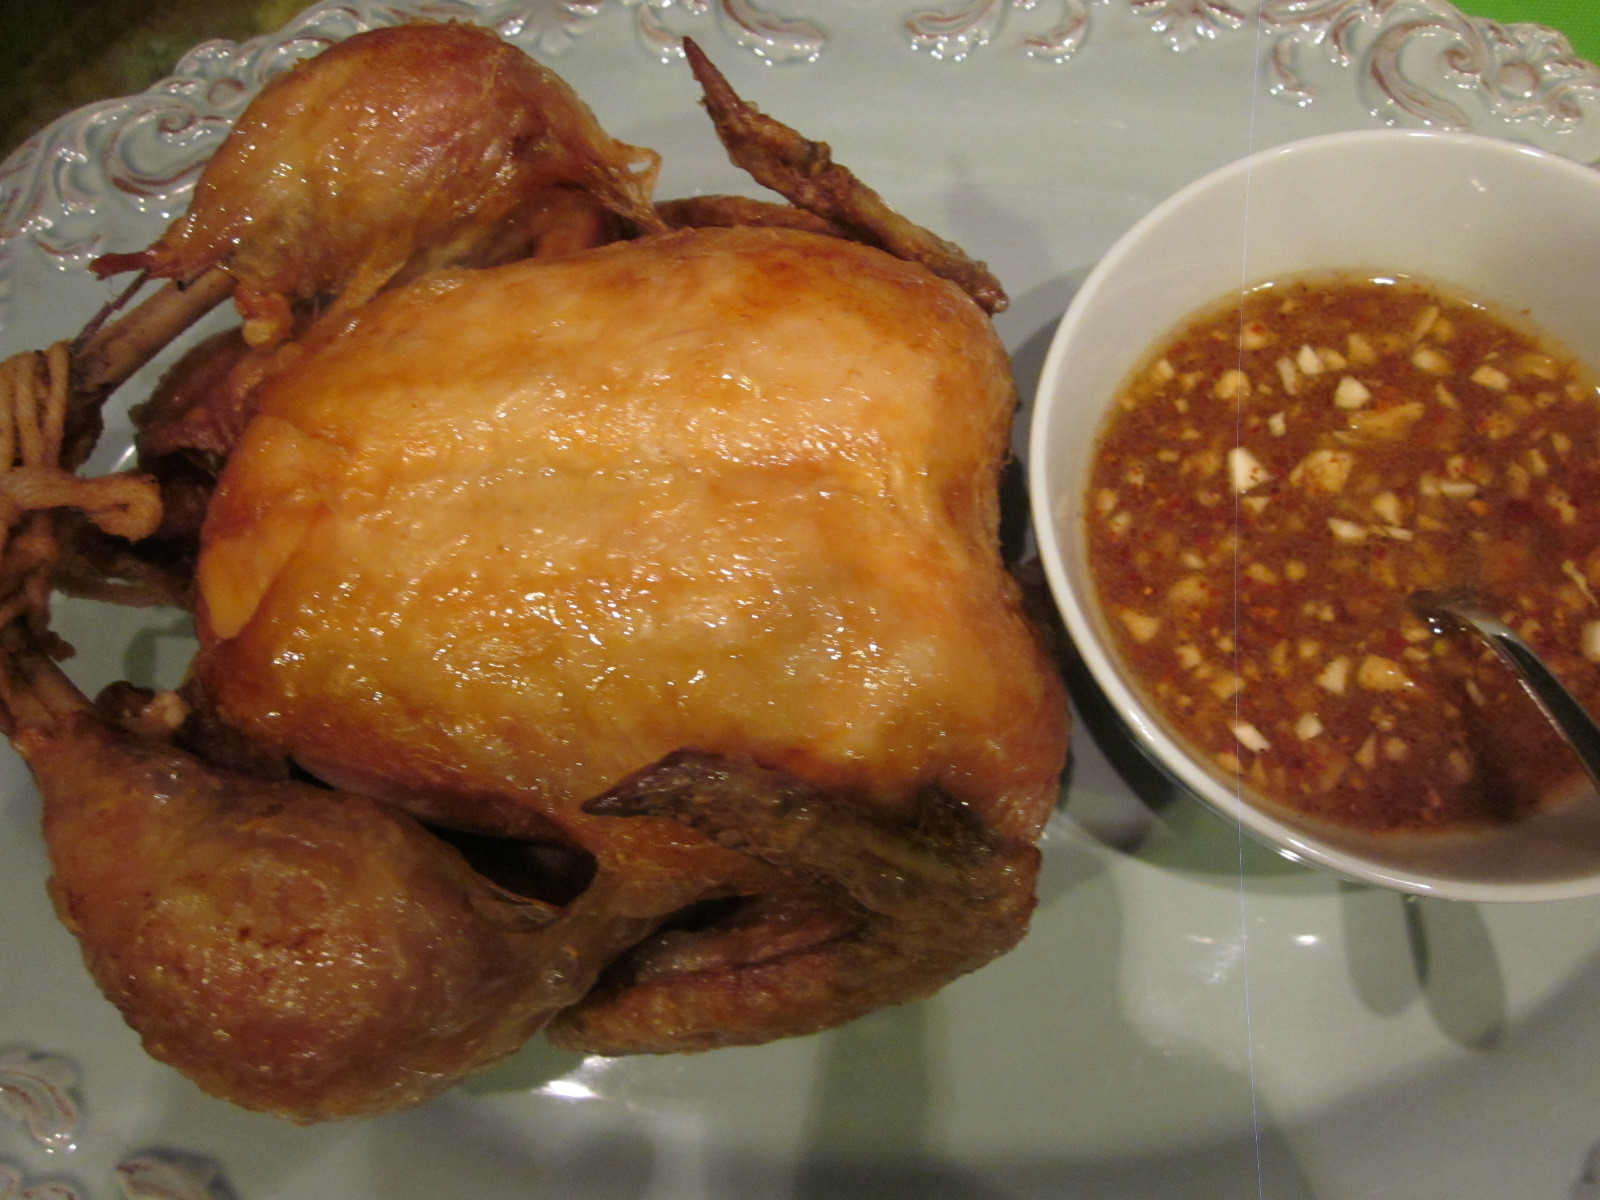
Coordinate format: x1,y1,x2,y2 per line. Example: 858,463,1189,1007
194,223,1067,1054
0,21,1069,1121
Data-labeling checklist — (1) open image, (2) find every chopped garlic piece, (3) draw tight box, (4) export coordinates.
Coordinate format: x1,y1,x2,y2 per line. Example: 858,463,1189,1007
1231,721,1271,753
1471,364,1510,390
1290,447,1355,494
1357,654,1413,691
1506,463,1531,498
1118,609,1161,642
1346,332,1377,366
1346,400,1424,441
1412,346,1451,373
1316,656,1350,694
1276,357,1301,395
1563,560,1597,607
1215,368,1250,400
1584,622,1600,663
1228,445,1271,494
1269,640,1290,673
1296,344,1324,376
1168,575,1215,605
1295,713,1324,740
1354,734,1379,769
1211,672,1243,700
1333,375,1372,408
1327,518,1368,542
1518,352,1560,381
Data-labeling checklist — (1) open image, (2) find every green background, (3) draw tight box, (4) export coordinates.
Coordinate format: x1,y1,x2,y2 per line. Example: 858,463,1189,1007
1459,0,1599,62
0,0,1595,158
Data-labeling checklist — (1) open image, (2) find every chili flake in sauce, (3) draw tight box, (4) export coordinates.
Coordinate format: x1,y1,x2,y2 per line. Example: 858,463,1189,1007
1086,273,1600,833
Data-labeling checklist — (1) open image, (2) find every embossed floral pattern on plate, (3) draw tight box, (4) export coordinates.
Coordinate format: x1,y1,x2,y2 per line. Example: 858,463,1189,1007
1,0,1597,315
0,1048,233,1200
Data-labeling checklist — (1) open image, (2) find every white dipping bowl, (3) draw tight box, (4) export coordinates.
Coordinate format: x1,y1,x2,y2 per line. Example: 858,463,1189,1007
1030,128,1600,902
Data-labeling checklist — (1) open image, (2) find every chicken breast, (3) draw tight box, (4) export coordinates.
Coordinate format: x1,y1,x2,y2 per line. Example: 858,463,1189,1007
191,224,1066,1050
197,223,1063,840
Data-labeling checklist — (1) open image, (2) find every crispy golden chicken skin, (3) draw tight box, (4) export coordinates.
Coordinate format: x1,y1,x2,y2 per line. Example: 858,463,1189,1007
0,22,1070,1119
93,22,660,345
551,750,1043,1054
197,227,1062,838
193,225,1068,1052
2,635,1040,1114
0,631,671,1121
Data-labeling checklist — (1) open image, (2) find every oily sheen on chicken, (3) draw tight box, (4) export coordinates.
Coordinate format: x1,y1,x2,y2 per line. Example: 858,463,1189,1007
195,222,1067,1048
0,21,1069,1121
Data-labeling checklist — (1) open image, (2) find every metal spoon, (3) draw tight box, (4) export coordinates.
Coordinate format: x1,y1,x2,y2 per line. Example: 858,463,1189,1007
1410,587,1600,793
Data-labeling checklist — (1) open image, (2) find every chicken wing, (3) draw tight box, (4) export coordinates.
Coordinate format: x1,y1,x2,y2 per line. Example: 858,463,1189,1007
551,751,1040,1054
681,39,1007,314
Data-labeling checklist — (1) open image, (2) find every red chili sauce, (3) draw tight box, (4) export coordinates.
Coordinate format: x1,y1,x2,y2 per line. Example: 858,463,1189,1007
1085,274,1600,833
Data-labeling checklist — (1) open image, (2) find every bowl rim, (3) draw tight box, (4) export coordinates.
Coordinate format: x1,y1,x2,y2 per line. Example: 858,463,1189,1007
1026,126,1600,903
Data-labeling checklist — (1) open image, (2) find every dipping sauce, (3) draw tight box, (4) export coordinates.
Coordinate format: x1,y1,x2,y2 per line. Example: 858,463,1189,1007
1086,273,1600,833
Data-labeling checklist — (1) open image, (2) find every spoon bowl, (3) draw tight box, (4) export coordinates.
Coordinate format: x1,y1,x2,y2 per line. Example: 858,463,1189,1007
1409,589,1600,797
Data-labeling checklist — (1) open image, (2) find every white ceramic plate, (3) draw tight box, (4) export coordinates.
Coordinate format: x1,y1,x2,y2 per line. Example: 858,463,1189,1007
4,2,1600,1198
